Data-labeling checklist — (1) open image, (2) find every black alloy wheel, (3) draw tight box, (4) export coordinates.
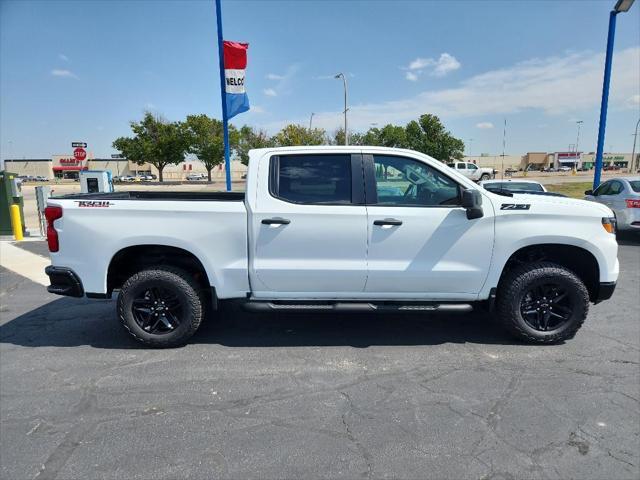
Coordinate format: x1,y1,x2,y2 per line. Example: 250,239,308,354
132,287,184,335
519,282,574,332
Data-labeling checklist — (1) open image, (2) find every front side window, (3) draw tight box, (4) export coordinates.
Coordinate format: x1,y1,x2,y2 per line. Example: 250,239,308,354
467,163,478,170
373,155,460,206
593,182,610,196
608,181,623,195
272,154,352,204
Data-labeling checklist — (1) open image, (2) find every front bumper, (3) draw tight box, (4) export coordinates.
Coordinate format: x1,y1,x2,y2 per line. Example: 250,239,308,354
45,266,84,297
594,281,616,304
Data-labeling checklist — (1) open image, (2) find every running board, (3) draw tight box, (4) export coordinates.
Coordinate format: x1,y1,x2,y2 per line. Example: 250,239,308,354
242,301,473,313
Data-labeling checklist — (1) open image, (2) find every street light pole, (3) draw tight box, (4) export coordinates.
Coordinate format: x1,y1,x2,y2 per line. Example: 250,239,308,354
631,117,640,173
335,73,348,146
593,0,635,189
575,120,583,170
309,112,315,130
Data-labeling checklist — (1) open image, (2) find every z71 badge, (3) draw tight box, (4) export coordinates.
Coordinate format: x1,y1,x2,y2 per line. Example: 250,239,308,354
75,201,114,208
500,203,531,210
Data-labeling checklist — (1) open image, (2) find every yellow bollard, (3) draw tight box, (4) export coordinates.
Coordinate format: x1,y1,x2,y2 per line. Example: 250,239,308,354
10,204,23,241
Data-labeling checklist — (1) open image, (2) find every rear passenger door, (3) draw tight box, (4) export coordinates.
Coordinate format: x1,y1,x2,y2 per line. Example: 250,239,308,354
250,153,368,298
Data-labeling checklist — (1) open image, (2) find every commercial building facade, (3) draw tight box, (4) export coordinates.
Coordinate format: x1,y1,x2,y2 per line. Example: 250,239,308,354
3,155,247,181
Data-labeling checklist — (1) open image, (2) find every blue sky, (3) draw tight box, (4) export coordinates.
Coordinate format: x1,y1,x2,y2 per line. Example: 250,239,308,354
1,0,639,160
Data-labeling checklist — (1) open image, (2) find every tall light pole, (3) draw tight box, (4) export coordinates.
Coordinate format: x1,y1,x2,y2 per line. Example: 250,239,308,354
573,120,583,170
335,73,348,145
593,0,635,189
631,117,640,172
309,112,315,130
468,138,474,157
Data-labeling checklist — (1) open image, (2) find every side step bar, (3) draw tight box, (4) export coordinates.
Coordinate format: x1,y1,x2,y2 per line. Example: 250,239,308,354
242,302,473,313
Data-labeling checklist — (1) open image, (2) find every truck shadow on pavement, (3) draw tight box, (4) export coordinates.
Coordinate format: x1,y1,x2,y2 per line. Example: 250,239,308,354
0,296,528,349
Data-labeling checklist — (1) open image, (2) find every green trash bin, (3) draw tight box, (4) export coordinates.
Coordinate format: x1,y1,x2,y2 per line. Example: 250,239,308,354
0,171,26,236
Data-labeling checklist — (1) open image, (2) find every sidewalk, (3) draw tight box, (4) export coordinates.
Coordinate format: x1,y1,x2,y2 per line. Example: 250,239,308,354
0,240,50,286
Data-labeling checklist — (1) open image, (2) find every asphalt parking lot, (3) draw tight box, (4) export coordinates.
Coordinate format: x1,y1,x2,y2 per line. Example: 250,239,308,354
1,239,639,480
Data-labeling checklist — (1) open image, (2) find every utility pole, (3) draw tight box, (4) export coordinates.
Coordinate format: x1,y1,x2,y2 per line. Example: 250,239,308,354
309,112,315,130
631,117,640,172
334,73,348,145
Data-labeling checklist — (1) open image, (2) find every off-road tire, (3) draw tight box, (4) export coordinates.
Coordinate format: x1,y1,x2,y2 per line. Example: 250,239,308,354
118,266,205,348
496,262,589,344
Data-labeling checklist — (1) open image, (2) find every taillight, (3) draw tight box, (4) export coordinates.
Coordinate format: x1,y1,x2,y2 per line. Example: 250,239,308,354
625,198,640,208
44,206,63,252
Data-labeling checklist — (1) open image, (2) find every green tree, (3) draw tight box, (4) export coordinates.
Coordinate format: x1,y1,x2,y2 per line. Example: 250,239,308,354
113,112,191,182
332,128,364,146
360,125,407,148
185,114,239,182
274,124,326,146
236,125,276,165
404,114,465,161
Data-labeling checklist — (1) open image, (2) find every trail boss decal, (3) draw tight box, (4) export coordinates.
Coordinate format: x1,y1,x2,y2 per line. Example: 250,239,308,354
75,201,114,208
500,203,531,210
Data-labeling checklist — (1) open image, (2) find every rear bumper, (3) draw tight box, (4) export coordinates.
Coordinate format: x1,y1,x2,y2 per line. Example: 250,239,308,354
45,266,84,297
594,281,616,304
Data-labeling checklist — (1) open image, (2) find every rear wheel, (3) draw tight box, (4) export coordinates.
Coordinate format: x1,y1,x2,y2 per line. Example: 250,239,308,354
496,262,589,343
480,173,491,181
118,267,205,347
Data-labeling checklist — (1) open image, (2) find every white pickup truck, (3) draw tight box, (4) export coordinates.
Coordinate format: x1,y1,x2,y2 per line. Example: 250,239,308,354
447,161,494,182
45,146,618,347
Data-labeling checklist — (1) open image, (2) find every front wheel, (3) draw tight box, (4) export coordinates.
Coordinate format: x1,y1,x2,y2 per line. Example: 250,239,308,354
496,262,589,343
480,173,491,181
117,267,205,347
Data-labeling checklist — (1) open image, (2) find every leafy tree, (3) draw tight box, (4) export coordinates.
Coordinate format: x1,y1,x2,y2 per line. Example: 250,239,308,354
332,128,364,146
185,114,239,182
113,112,191,182
236,125,276,165
274,124,326,146
404,114,464,161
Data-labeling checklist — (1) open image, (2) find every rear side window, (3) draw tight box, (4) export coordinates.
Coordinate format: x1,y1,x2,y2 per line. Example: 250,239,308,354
608,181,623,195
629,180,640,193
271,154,352,204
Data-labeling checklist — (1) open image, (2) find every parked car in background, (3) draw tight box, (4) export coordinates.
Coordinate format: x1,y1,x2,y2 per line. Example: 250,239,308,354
584,177,640,232
446,161,494,181
558,166,572,172
603,165,621,171
35,176,49,182
186,173,206,181
119,176,135,182
542,166,557,172
505,167,519,174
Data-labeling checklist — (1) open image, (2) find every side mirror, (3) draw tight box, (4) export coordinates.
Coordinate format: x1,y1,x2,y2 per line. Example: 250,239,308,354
585,190,593,196
462,189,484,220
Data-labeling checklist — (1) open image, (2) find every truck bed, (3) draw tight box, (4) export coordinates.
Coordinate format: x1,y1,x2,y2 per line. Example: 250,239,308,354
52,191,245,201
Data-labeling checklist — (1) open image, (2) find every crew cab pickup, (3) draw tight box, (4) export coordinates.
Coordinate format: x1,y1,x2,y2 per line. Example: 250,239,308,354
447,161,494,181
45,146,618,347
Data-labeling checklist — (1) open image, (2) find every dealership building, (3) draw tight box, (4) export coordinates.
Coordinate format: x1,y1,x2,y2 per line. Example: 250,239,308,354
465,151,638,171
3,153,247,181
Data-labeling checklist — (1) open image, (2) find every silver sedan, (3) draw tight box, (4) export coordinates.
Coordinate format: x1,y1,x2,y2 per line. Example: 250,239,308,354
585,177,640,231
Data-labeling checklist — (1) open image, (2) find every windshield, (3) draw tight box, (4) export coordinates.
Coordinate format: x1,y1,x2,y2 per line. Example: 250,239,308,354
629,180,640,193
485,182,544,192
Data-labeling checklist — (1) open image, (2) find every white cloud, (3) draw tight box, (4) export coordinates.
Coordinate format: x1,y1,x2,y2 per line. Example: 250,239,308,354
476,122,494,129
266,73,284,80
408,58,432,70
59,53,69,62
263,88,277,97
51,69,78,79
432,53,461,76
250,105,266,114
266,47,639,133
404,53,461,81
405,71,418,82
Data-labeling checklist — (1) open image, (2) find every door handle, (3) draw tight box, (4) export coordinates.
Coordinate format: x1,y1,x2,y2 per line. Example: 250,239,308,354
373,218,402,226
262,217,291,225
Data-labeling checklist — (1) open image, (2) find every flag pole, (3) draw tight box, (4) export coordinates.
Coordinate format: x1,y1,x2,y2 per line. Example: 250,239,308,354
215,0,232,192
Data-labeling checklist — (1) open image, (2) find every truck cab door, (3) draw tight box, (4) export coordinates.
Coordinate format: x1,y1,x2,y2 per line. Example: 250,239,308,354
249,152,368,298
363,153,495,299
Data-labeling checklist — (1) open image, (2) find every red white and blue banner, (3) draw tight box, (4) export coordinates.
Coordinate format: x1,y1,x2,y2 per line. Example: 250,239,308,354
223,41,250,119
